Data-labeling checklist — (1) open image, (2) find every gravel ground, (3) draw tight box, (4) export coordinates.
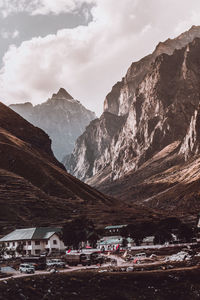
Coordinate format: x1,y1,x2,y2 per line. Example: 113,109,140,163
1,266,200,300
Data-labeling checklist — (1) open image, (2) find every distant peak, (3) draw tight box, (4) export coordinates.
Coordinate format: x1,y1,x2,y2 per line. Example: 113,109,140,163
52,88,74,100
10,102,33,107
190,25,199,30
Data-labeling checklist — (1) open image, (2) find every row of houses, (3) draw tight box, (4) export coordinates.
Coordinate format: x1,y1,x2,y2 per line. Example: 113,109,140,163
0,224,155,256
98,225,154,251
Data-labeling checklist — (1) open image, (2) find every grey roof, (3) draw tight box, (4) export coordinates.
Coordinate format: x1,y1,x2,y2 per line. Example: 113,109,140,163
143,236,154,242
0,227,61,242
32,227,61,240
105,225,127,230
100,238,123,245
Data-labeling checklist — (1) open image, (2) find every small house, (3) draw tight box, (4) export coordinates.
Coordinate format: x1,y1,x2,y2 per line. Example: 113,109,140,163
104,225,128,236
141,236,154,246
0,227,65,256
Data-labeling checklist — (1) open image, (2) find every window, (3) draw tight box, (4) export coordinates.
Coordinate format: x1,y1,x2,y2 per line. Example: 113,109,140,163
53,240,57,245
35,249,41,255
23,241,26,246
28,241,31,245
35,241,40,245
7,242,9,247
45,241,48,245
28,250,31,255
13,242,15,246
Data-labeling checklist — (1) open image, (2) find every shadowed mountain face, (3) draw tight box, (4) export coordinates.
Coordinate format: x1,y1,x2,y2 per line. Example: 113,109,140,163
0,102,160,233
10,88,96,161
65,26,200,221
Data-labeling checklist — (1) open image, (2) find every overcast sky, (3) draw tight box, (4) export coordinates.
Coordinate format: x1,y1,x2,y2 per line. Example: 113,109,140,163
1,0,200,115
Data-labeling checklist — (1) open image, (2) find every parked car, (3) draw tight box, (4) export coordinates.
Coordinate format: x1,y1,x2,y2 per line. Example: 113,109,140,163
65,253,90,266
90,252,104,265
66,251,103,266
133,253,146,259
21,256,46,270
19,264,35,274
126,266,134,272
46,259,66,268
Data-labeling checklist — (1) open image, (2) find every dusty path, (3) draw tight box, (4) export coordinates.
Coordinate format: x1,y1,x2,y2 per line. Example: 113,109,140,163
1,257,200,283
103,253,126,266
0,264,108,282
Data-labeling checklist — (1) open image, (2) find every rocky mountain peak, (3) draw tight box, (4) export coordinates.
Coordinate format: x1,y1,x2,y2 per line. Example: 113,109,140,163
19,102,33,107
103,26,200,117
65,28,200,189
10,89,96,161
52,88,74,100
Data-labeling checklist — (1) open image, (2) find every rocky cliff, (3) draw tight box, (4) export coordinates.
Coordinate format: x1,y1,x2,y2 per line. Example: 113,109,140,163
10,88,96,161
65,26,200,218
66,26,200,181
64,112,126,180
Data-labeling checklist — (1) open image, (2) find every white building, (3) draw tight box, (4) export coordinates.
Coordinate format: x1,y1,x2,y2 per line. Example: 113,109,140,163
104,225,128,236
0,227,65,256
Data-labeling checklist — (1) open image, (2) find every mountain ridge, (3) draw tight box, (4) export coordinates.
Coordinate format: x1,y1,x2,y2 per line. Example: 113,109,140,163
10,88,96,161
0,102,160,233
65,26,200,221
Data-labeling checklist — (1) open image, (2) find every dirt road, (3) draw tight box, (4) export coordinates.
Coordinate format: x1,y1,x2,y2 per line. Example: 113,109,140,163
0,264,107,282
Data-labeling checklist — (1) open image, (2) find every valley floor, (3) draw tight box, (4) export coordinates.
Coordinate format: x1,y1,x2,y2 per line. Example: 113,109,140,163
1,264,200,299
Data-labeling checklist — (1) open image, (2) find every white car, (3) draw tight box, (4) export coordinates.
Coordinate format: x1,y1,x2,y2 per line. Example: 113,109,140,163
19,264,35,274
46,259,65,268
133,253,146,259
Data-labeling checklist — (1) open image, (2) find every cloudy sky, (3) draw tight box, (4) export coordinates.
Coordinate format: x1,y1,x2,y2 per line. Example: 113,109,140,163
0,0,200,115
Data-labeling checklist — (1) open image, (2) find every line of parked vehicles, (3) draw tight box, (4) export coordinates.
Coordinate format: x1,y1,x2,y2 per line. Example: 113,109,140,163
18,251,104,274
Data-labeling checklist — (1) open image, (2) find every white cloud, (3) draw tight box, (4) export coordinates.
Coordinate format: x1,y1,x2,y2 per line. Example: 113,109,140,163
1,0,200,115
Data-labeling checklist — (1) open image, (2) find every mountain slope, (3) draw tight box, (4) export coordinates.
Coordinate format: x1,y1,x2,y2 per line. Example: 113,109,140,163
0,102,160,233
65,26,200,220
10,88,96,161
66,25,200,182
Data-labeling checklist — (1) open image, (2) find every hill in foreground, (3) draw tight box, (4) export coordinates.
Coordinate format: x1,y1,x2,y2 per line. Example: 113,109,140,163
0,102,160,233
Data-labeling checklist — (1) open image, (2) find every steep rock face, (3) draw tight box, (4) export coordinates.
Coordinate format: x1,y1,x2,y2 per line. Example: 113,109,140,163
66,26,200,183
90,37,200,218
109,40,200,180
104,25,200,116
64,112,126,180
10,88,96,161
179,109,200,160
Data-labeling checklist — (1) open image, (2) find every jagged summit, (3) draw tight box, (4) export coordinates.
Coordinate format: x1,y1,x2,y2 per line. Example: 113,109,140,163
65,27,200,220
10,88,96,160
52,88,74,100
154,25,200,56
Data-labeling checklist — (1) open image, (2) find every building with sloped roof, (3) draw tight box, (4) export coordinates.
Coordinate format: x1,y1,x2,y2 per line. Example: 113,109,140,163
0,227,65,256
97,225,133,251
104,224,128,236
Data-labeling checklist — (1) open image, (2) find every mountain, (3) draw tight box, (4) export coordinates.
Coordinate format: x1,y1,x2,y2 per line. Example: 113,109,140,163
10,88,96,161
0,102,160,233
65,26,200,220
